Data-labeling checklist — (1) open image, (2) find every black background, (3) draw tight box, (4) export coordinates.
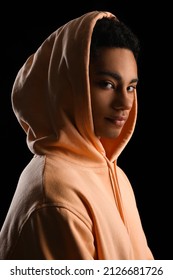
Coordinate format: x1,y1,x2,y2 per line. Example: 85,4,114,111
1,1,172,260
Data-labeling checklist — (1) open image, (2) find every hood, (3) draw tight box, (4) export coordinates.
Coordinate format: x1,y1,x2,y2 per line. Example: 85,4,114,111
11,11,137,164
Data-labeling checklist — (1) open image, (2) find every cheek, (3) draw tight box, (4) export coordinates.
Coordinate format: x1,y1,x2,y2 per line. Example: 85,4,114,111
91,93,106,118
128,94,136,109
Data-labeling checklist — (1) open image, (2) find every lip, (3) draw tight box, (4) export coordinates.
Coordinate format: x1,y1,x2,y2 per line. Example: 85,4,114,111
105,115,127,127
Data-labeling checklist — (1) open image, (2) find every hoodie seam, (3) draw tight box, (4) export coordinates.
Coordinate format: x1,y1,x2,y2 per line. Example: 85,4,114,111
7,203,92,259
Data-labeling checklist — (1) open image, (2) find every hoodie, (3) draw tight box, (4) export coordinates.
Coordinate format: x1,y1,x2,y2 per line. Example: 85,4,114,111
0,11,154,259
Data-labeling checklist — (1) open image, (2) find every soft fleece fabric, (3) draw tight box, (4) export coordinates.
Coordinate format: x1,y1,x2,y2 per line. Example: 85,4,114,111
0,11,154,259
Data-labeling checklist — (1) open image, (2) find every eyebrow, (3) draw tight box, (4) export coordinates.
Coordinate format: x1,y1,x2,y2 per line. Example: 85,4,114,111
96,70,139,84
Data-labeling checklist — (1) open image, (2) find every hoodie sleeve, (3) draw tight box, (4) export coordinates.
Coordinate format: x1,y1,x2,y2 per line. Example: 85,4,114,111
9,206,96,260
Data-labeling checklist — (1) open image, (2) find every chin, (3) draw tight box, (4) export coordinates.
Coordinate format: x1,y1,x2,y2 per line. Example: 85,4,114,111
99,132,121,139
108,134,120,139
106,129,122,139
95,127,122,139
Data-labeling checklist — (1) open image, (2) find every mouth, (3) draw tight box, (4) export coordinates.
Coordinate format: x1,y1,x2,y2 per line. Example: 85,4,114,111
105,116,127,127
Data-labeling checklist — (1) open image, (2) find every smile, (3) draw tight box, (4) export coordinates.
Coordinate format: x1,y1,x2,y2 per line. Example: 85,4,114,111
105,116,127,127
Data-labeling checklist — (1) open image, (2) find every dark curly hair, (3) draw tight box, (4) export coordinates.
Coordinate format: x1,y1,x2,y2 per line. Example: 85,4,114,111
90,17,140,61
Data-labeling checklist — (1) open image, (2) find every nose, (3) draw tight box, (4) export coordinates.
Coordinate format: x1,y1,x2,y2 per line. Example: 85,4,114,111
112,88,134,110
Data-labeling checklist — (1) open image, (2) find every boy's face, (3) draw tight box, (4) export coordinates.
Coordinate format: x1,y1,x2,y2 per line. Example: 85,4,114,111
89,47,138,139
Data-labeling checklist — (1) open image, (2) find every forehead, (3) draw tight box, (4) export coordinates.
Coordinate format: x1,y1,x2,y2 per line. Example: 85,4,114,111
90,47,138,81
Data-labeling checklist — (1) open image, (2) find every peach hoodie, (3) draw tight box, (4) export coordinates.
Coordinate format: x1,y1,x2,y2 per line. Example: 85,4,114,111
0,11,154,259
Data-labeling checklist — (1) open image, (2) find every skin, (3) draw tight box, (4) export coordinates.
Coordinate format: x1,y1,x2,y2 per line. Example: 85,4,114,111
89,48,138,139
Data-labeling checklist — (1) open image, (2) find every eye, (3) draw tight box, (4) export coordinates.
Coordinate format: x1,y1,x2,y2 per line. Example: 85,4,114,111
127,85,137,93
99,81,114,89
